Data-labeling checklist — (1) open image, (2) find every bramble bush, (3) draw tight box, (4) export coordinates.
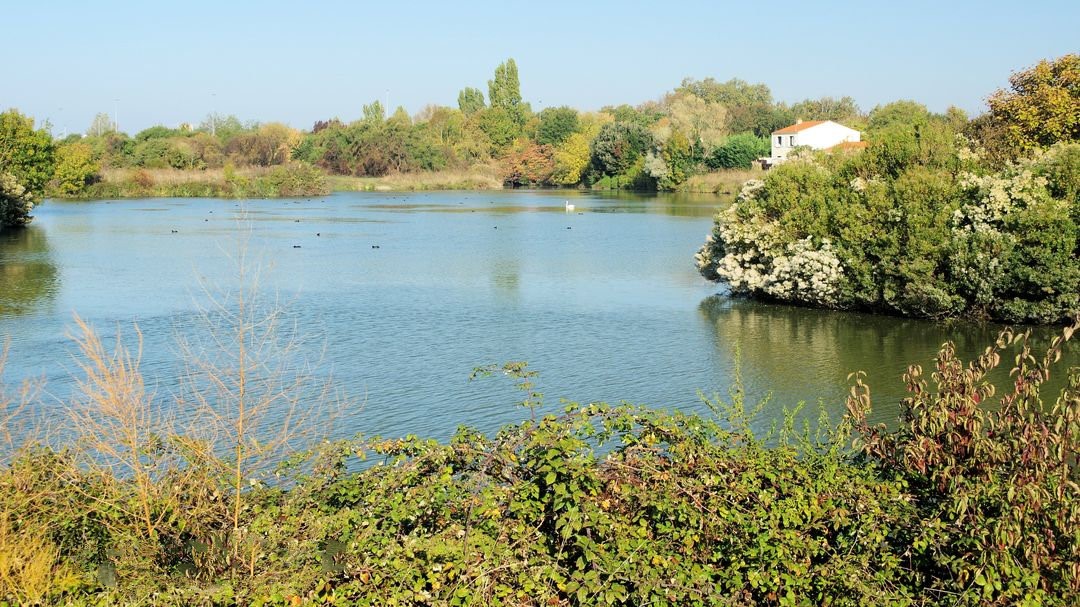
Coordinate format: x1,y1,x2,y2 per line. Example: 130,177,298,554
0,315,1077,605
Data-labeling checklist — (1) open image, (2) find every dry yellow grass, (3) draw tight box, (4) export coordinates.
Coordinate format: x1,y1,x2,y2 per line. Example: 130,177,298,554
329,163,504,192
98,166,276,186
0,517,79,603
679,168,760,195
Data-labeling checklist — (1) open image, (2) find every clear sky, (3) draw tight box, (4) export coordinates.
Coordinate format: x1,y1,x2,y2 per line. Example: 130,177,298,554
5,0,1077,135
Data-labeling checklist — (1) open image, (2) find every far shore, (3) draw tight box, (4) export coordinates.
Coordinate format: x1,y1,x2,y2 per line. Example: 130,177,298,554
47,165,755,200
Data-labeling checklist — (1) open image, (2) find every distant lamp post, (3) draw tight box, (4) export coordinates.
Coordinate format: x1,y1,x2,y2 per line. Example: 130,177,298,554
113,98,119,133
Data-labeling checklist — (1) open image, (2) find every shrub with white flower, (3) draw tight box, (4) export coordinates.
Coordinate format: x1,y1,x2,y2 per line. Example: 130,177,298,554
0,173,36,227
697,180,845,307
954,158,1051,233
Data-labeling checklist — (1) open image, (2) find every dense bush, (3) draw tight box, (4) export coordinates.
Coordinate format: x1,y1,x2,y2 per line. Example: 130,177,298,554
1,320,1077,605
707,133,770,170
697,139,1080,323
0,109,54,227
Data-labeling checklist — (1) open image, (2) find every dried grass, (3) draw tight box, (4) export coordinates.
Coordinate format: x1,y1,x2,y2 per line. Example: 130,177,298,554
329,163,503,191
680,168,760,195
98,166,276,187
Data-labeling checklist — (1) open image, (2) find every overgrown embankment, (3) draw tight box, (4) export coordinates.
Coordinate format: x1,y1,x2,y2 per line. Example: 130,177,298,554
58,163,330,200
327,163,504,192
1,319,1078,606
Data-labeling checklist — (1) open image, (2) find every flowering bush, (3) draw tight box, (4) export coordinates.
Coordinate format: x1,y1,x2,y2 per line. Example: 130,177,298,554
698,140,1080,323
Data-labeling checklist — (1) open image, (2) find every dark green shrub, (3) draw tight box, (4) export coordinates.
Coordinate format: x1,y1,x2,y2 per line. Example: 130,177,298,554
707,133,770,170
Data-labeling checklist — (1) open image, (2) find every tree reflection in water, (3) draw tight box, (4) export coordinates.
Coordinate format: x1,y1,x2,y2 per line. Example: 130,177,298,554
695,295,1070,428
0,227,58,316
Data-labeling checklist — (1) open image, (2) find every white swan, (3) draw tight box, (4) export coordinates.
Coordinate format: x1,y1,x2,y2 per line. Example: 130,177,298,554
565,200,575,212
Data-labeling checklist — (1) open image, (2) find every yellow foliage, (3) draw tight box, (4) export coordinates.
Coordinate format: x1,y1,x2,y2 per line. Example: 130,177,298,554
552,133,591,185
0,518,78,603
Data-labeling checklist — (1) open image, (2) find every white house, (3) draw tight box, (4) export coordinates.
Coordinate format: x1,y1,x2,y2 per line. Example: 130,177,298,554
766,120,863,166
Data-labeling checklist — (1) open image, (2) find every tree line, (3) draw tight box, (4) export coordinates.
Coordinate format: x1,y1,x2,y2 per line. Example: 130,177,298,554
2,55,1076,229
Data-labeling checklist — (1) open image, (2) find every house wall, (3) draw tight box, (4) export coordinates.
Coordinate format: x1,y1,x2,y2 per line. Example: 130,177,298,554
771,132,796,159
770,121,861,161
798,122,860,150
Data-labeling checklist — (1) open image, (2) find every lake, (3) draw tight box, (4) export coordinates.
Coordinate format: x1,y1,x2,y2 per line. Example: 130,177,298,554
1,190,1074,443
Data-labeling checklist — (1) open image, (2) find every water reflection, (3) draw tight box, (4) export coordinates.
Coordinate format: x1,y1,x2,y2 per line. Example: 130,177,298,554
588,191,733,218
0,227,58,316
697,295,1029,426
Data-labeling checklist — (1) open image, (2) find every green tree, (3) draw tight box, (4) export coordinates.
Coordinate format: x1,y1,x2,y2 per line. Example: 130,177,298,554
457,87,485,115
590,121,654,176
362,100,386,124
789,96,861,123
601,103,664,129
866,100,931,134
534,106,579,146
488,58,522,112
707,133,770,169
986,53,1080,151
677,77,775,135
476,107,519,154
198,114,247,141
134,125,181,142
0,110,54,228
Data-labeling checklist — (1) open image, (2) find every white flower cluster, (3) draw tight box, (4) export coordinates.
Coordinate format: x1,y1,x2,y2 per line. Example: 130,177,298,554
0,172,35,221
954,168,1048,233
697,198,845,306
643,151,670,181
738,179,765,201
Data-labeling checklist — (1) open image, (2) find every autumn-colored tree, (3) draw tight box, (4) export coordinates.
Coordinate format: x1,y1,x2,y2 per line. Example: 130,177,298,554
664,92,728,156
986,54,1079,151
552,133,591,185
500,141,554,186
52,142,99,195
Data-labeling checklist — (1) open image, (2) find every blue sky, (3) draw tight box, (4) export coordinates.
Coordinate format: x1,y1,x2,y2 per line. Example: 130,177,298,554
5,0,1077,135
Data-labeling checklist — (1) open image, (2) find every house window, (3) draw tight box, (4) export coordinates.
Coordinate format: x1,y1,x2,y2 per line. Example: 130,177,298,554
789,136,795,146
777,136,782,145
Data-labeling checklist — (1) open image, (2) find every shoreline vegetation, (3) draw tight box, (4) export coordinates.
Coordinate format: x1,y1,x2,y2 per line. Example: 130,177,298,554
50,163,755,199
0,310,1077,605
69,164,331,199
695,54,1079,325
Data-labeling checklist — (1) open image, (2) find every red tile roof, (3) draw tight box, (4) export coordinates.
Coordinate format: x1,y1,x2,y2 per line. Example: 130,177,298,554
773,120,826,134
825,141,868,152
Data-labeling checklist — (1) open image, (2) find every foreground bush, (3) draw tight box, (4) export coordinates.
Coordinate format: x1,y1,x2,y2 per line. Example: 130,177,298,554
0,320,1077,605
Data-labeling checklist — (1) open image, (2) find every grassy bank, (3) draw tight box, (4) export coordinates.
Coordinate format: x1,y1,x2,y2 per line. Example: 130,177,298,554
678,168,760,195
1,315,1078,605
328,164,504,192
59,164,330,199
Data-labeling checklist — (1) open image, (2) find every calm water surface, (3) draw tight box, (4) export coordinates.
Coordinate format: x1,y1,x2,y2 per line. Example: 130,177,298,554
1,190,1074,441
